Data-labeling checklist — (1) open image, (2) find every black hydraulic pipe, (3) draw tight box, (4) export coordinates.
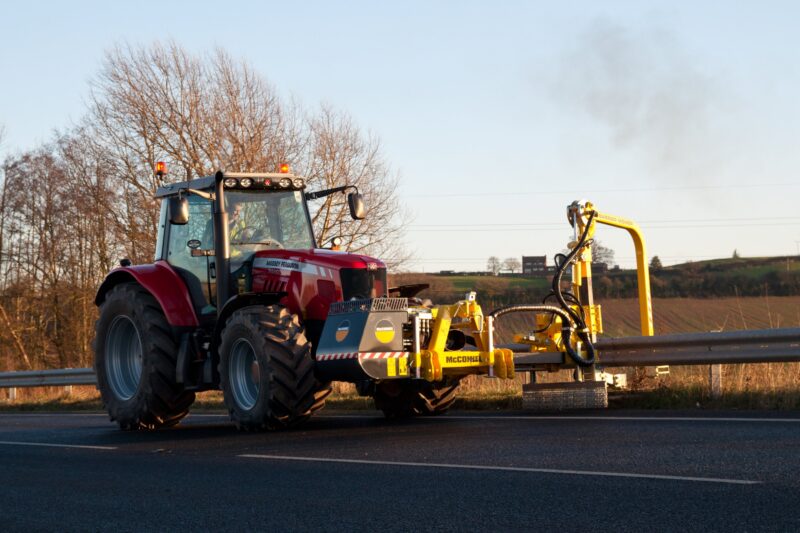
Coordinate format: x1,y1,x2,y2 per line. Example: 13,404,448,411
489,305,594,367
213,170,230,312
552,211,595,328
540,210,597,366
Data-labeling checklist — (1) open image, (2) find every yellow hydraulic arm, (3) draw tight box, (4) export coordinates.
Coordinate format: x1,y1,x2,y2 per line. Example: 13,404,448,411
567,200,654,337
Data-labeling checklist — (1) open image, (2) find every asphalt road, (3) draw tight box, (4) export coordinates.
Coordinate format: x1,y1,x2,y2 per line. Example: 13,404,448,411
1,410,799,532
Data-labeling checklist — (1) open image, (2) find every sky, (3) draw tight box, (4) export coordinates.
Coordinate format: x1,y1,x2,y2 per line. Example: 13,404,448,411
2,1,799,271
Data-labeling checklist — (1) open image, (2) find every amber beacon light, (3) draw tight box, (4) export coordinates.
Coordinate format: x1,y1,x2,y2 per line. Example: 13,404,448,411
155,161,167,177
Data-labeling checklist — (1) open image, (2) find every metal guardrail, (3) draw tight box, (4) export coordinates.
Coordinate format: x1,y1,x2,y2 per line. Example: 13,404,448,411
597,328,800,367
510,326,800,370
0,368,97,388
1,327,799,395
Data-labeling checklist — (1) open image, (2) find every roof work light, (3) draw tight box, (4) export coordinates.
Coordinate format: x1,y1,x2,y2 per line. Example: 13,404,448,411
155,161,167,177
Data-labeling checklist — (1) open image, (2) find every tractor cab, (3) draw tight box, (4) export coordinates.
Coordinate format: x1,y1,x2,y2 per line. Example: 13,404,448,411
154,167,367,321
155,171,316,317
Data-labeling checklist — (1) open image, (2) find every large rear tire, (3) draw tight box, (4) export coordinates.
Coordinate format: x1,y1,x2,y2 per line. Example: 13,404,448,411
93,283,195,430
219,305,318,431
374,379,460,418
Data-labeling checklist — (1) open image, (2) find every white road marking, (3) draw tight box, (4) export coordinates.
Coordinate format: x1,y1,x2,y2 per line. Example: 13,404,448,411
239,454,760,485
0,440,116,450
445,415,800,423
3,412,798,424
186,412,800,424
317,414,800,423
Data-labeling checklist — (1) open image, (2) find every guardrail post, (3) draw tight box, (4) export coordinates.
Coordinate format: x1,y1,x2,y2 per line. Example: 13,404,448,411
65,385,73,397
710,364,723,399
8,387,17,401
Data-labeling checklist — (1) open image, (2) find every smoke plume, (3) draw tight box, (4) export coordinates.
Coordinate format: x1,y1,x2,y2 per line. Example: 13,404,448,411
553,19,735,183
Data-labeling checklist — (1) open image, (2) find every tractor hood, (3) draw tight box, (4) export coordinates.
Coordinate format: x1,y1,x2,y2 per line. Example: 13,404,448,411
249,248,388,320
250,248,385,271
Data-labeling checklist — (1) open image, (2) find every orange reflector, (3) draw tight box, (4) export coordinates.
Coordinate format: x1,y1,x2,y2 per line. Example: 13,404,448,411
279,163,290,174
155,161,167,176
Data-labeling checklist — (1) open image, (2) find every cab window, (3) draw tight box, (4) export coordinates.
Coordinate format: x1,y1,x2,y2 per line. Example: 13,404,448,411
166,195,215,314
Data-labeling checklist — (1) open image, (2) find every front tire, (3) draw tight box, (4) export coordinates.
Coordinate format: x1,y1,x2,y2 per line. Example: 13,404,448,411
93,283,195,430
219,305,317,431
374,379,460,418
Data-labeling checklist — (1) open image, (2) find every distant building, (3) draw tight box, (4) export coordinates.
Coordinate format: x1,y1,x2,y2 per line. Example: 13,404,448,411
522,255,548,276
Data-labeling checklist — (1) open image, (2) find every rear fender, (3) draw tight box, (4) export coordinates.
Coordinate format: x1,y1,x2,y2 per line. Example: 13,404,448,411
94,262,199,327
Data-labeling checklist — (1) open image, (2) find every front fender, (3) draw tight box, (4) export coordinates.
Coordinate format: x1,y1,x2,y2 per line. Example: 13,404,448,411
211,292,286,352
95,261,199,327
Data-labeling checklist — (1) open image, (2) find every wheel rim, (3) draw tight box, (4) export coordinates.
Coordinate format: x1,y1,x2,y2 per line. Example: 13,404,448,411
106,315,143,401
229,339,260,411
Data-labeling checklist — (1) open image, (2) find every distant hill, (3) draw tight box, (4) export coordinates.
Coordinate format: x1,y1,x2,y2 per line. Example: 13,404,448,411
606,255,800,298
392,255,800,301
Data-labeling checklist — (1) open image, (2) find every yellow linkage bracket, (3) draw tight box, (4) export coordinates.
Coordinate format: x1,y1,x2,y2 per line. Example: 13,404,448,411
417,296,515,382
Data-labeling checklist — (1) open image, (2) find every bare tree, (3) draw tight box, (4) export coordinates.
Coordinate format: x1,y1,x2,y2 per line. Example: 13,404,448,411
302,105,407,266
86,44,294,261
592,240,615,267
486,256,501,275
0,43,410,372
0,136,135,370
650,255,663,270
1,146,75,368
503,257,521,273
86,42,405,265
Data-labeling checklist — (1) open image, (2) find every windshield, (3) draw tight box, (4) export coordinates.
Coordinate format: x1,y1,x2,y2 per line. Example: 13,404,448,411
225,190,315,252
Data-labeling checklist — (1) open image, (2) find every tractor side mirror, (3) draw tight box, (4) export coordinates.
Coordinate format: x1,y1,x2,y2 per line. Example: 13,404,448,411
347,192,366,220
169,196,189,225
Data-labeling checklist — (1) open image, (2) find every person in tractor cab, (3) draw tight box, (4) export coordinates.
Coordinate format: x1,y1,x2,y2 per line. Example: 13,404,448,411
228,200,248,243
224,198,276,294
204,198,267,259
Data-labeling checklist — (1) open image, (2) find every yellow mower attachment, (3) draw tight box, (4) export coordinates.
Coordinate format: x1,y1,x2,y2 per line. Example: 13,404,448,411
315,293,516,384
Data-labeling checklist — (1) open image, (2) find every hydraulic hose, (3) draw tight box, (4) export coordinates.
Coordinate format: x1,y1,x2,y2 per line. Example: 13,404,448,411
552,211,595,326
488,305,594,367
536,209,598,366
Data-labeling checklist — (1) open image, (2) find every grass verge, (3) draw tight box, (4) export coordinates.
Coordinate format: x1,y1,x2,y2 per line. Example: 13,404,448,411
2,365,800,412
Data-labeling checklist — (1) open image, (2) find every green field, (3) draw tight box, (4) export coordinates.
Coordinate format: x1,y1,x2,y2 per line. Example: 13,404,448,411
448,276,548,291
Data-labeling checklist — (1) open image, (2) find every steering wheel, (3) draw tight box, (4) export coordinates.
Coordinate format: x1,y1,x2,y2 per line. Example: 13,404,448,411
256,239,284,249
230,227,284,248
252,229,283,248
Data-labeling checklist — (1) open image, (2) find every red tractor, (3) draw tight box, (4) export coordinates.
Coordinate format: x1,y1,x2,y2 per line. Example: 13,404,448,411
93,167,457,430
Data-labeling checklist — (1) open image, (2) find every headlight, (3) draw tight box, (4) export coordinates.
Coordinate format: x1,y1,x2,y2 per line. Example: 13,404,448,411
240,177,253,188
279,178,292,188
293,178,304,188
223,178,238,188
